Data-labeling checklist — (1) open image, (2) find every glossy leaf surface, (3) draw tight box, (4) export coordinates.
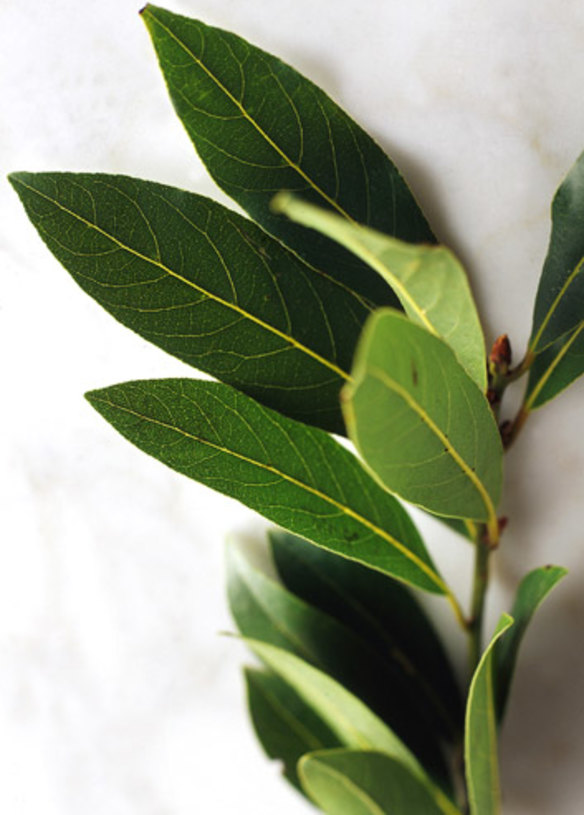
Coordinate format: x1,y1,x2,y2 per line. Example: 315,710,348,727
8,171,372,434
141,5,435,305
530,151,584,353
244,667,342,792
274,194,486,390
495,565,567,720
344,310,503,523
87,379,445,593
299,749,459,815
270,531,462,743
228,540,451,784
465,615,513,815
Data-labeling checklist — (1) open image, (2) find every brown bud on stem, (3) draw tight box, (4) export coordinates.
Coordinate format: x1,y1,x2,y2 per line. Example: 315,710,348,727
489,334,512,374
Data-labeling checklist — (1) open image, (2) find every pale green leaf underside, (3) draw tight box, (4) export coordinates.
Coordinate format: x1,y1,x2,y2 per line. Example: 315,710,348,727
495,565,567,720
87,378,444,594
141,5,436,307
274,194,486,391
465,614,513,815
530,151,584,354
8,171,373,435
299,749,460,815
344,310,503,523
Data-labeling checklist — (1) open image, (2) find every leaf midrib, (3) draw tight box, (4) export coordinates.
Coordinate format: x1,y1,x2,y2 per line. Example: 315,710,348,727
13,176,350,384
527,319,584,410
90,390,446,592
143,8,357,225
465,619,512,815
530,256,584,352
250,674,327,753
368,365,497,525
302,758,387,815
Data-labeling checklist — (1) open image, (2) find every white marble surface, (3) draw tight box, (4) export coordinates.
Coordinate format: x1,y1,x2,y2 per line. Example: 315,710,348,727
2,1,584,812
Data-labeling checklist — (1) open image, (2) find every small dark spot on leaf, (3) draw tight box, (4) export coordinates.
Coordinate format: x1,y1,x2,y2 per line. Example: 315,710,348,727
344,532,360,543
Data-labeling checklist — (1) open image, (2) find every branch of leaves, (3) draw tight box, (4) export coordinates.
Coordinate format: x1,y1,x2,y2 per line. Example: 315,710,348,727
229,533,566,814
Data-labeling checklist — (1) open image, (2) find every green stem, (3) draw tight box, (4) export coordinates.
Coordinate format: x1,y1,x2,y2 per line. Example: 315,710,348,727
467,527,492,677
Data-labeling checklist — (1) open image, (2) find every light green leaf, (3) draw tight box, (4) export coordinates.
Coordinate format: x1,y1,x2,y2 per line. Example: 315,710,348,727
299,749,460,815
270,531,463,744
496,565,567,720
86,379,446,594
247,639,434,791
273,194,486,390
141,5,435,306
228,539,451,784
465,614,513,815
343,309,503,526
8,171,372,435
244,667,342,793
529,151,584,354
524,320,584,411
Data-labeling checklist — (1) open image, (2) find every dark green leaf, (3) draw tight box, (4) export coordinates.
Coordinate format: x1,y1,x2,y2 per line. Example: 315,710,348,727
8,171,373,434
228,539,451,786
529,151,584,353
524,321,584,410
299,749,460,815
246,639,431,786
495,565,567,720
343,309,503,525
244,667,342,793
141,5,435,305
86,379,446,594
274,194,486,390
270,530,462,743
465,615,513,815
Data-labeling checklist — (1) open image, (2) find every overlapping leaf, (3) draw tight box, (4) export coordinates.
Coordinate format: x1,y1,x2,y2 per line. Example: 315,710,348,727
299,749,460,815
529,151,584,354
465,615,513,815
273,194,486,390
270,531,462,743
247,640,433,785
525,321,584,410
8,171,373,434
141,4,435,305
86,378,445,593
244,667,342,793
495,565,567,720
228,540,451,784
343,309,503,524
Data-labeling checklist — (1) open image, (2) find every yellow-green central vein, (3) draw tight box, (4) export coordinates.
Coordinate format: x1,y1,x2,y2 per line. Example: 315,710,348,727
330,239,436,335
90,392,447,593
254,681,325,752
526,319,584,411
14,177,349,384
302,761,386,815
530,257,584,352
278,200,436,334
369,366,498,530
143,9,357,225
